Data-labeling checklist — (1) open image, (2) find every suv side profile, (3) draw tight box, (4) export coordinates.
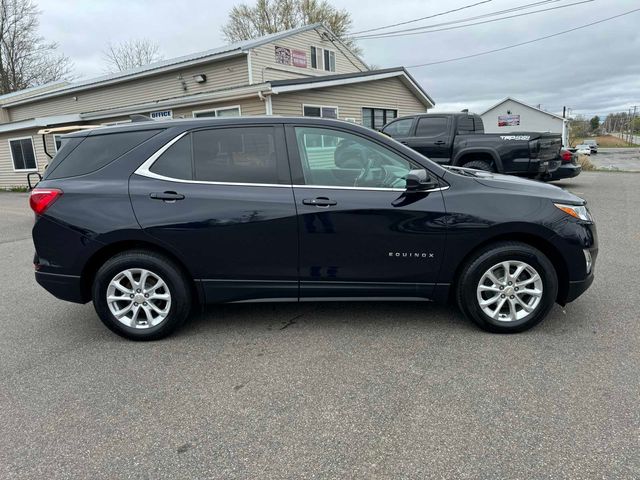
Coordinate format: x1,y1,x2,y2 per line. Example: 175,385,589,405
31,117,597,340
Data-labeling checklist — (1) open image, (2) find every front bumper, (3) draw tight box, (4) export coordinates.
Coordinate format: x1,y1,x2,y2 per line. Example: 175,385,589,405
35,271,86,304
566,271,594,303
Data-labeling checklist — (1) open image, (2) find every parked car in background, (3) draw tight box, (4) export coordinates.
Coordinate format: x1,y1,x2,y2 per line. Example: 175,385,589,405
381,112,562,178
575,144,592,156
30,117,597,340
548,148,582,181
583,139,598,154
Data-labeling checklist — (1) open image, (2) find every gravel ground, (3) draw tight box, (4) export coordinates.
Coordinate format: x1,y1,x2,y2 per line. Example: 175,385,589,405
0,172,639,479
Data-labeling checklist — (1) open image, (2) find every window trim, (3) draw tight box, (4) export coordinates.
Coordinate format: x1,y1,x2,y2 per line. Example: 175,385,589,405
361,107,399,130
53,134,62,152
8,135,38,172
192,105,242,118
310,45,336,72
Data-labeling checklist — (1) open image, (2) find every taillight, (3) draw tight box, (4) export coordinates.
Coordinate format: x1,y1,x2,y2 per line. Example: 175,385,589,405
29,188,63,215
561,151,573,163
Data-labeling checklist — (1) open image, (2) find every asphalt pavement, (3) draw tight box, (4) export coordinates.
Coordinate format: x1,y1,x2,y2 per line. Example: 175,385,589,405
1,172,639,479
590,148,640,171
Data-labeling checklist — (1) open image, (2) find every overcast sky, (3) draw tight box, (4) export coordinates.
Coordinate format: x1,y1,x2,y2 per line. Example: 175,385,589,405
37,0,640,118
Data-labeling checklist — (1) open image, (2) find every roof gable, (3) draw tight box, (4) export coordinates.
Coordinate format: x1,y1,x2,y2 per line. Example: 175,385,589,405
480,97,566,121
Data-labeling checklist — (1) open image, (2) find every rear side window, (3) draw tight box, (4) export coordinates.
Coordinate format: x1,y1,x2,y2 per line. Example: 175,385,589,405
150,135,192,180
457,116,475,133
47,130,160,179
416,117,448,137
192,127,279,184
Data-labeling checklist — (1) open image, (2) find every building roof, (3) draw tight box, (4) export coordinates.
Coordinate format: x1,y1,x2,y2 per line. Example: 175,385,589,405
480,97,566,121
270,67,435,108
2,23,348,108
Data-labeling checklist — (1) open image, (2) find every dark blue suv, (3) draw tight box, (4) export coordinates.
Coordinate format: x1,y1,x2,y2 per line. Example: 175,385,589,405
30,117,597,340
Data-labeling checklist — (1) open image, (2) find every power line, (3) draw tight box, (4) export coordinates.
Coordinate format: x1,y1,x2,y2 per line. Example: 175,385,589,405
404,7,640,69
354,0,592,40
350,0,493,36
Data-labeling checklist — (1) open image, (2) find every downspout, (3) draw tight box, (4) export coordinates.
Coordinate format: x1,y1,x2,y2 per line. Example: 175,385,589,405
258,90,274,115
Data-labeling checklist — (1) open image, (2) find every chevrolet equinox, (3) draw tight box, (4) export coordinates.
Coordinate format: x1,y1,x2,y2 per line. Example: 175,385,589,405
30,117,597,340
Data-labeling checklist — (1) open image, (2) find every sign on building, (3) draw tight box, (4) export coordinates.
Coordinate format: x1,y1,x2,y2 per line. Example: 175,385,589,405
275,46,307,68
150,110,173,120
498,114,520,127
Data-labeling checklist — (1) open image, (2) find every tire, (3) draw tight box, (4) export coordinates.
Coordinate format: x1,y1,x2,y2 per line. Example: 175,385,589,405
455,241,558,333
463,159,495,172
92,250,192,340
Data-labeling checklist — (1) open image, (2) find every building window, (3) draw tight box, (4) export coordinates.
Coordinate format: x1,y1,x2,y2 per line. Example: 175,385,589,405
193,106,241,118
303,105,339,148
362,108,398,130
310,46,336,72
9,137,37,171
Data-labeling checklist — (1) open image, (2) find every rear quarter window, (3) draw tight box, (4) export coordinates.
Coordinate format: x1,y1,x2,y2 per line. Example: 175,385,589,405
46,129,160,179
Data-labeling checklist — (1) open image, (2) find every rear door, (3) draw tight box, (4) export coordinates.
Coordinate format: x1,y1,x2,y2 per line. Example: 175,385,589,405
286,124,447,300
403,116,451,163
130,124,299,302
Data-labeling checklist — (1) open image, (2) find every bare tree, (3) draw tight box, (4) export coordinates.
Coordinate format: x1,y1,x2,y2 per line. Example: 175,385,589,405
103,38,163,73
0,0,73,94
223,0,360,54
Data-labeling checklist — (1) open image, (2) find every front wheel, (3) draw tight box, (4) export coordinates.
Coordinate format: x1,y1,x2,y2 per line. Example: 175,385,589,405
456,242,558,333
463,159,495,172
92,250,192,340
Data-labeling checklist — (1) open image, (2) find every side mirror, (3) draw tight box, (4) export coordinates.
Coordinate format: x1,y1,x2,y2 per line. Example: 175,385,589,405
27,171,42,190
405,169,438,192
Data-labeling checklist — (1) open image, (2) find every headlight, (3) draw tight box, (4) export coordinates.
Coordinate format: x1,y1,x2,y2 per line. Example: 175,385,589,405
554,203,593,221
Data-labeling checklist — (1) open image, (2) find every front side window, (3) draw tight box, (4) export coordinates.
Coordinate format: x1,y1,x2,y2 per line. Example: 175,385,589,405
382,118,413,138
9,137,37,171
416,117,448,137
192,127,279,184
362,108,398,130
303,105,339,148
295,127,416,189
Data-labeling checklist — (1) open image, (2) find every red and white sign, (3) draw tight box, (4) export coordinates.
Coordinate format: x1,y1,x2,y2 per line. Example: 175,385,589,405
291,49,307,68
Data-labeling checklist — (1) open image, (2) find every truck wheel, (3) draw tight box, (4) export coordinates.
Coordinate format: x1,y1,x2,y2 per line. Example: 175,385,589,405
456,241,558,333
92,250,192,340
463,160,495,172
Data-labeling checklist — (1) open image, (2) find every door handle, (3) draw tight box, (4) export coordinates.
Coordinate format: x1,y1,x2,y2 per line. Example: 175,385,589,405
150,191,185,202
434,140,446,145
302,197,337,207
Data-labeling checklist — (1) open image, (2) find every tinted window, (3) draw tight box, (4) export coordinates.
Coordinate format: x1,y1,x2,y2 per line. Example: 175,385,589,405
9,138,37,170
192,127,279,184
48,129,160,179
382,118,413,137
295,127,417,189
457,116,475,133
150,135,192,180
416,117,448,137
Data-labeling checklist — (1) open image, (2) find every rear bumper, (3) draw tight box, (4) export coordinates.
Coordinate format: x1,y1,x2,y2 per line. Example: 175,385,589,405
35,271,87,304
565,272,594,303
549,163,582,180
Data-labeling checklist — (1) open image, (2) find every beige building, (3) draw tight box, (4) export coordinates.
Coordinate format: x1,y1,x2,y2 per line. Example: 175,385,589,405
0,23,434,188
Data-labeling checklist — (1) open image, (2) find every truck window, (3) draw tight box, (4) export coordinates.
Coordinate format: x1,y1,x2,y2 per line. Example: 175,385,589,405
382,118,413,137
416,117,448,137
457,116,475,133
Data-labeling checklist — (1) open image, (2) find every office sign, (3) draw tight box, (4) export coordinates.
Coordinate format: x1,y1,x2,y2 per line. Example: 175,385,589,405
150,109,173,120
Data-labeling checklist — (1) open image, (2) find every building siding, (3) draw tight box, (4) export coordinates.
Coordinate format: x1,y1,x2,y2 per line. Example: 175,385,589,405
0,129,52,188
250,28,367,83
271,77,427,123
7,55,250,122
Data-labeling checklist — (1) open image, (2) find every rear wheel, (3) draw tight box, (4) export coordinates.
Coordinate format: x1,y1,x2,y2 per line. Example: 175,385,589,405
463,159,495,172
456,242,558,333
92,250,192,340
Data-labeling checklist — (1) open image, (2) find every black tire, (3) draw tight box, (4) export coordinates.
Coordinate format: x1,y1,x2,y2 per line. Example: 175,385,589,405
463,159,495,172
455,241,558,333
92,250,192,340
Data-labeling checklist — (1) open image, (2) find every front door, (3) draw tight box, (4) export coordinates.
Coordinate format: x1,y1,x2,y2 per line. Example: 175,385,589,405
404,115,451,163
130,124,298,302
286,125,448,299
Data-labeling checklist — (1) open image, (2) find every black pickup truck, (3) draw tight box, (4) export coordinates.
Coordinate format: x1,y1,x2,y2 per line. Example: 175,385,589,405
381,112,562,178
